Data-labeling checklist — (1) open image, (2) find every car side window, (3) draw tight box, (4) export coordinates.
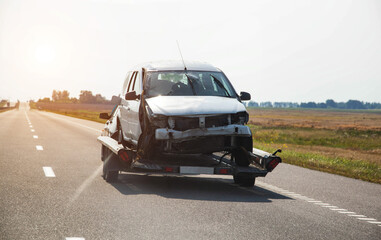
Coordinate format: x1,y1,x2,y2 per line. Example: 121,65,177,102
127,72,137,93
132,72,141,94
122,72,132,96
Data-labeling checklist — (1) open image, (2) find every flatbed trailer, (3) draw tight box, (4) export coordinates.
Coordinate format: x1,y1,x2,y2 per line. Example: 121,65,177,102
98,136,282,187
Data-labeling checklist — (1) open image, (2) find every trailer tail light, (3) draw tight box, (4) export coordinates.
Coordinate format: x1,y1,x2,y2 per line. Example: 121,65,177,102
219,169,229,174
118,150,131,164
165,167,173,172
266,157,281,172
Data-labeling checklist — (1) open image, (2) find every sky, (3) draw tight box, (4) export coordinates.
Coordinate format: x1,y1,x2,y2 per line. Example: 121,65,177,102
0,0,380,103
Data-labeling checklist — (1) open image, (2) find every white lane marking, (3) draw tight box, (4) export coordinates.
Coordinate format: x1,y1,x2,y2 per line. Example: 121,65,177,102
66,238,85,240
33,135,38,139
69,164,103,205
40,112,102,133
36,145,43,151
31,129,35,132
29,125,33,128
358,218,377,221
367,221,381,224
256,180,381,227
43,167,55,177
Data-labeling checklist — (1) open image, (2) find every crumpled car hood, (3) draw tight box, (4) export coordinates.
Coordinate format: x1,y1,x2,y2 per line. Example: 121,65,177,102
146,96,246,116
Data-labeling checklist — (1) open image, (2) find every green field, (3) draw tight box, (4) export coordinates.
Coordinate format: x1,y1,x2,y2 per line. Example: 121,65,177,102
248,108,381,183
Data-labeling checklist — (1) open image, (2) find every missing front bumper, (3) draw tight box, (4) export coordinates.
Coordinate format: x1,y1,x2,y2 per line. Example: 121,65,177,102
155,124,252,140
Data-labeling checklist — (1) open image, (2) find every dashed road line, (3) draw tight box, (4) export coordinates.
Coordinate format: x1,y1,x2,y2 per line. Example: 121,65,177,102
256,181,380,228
36,145,43,151
31,129,35,132
358,218,377,221
33,135,38,139
42,167,55,177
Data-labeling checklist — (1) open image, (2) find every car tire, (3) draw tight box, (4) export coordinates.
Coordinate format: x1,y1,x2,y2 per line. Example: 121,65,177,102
104,170,118,183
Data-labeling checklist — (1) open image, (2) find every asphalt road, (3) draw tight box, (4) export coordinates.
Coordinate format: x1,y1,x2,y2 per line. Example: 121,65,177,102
0,104,380,240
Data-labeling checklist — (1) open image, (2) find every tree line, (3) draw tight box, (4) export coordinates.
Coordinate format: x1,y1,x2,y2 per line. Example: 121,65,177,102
34,90,116,104
245,99,381,110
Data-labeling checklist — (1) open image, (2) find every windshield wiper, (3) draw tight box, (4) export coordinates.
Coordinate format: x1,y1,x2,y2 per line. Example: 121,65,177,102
185,74,197,95
210,74,230,97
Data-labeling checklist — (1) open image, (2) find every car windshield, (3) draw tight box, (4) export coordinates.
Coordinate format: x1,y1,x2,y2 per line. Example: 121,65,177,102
145,71,236,98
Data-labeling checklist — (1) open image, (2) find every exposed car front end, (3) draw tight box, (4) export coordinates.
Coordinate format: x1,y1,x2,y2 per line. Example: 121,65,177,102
145,96,252,154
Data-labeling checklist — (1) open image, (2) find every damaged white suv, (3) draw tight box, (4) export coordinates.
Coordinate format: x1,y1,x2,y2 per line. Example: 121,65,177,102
101,60,253,166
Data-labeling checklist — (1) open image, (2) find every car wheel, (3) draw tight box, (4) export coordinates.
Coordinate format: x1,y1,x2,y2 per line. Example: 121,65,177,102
104,170,118,183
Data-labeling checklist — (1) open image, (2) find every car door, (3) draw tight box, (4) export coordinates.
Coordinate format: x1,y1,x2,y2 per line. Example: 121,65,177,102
126,70,142,142
120,71,135,141
120,70,142,145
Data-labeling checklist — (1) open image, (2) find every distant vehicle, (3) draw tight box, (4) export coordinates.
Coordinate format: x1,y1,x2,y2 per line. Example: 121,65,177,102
98,60,281,186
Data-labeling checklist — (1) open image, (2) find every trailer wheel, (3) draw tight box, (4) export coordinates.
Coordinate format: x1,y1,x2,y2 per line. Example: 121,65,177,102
233,174,255,187
240,177,255,187
104,170,118,183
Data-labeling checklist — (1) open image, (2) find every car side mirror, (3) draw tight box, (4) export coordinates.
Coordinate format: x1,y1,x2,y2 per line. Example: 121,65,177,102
125,91,138,100
99,112,110,119
240,91,251,101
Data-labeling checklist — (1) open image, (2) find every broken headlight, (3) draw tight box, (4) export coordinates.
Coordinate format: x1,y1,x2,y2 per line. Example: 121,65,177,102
151,114,168,128
146,104,168,128
231,111,249,124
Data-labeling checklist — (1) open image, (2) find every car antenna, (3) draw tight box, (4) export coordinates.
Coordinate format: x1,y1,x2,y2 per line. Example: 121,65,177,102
176,40,187,71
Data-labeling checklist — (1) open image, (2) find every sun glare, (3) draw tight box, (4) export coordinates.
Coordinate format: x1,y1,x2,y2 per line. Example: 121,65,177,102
35,45,55,64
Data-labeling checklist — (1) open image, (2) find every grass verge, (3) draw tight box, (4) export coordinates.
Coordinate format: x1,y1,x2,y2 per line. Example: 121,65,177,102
42,109,107,124
254,142,381,184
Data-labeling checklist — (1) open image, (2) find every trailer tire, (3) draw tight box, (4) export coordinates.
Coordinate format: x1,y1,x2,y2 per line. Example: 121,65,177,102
233,174,255,187
240,177,255,187
104,170,118,183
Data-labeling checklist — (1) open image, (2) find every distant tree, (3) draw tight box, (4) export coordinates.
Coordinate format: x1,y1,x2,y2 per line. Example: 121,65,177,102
52,90,58,102
38,97,51,103
346,100,364,109
52,90,70,103
326,99,337,108
95,94,106,104
79,90,96,103
248,101,259,107
70,97,79,104
61,90,70,102
317,103,327,108
260,102,273,108
300,102,317,108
